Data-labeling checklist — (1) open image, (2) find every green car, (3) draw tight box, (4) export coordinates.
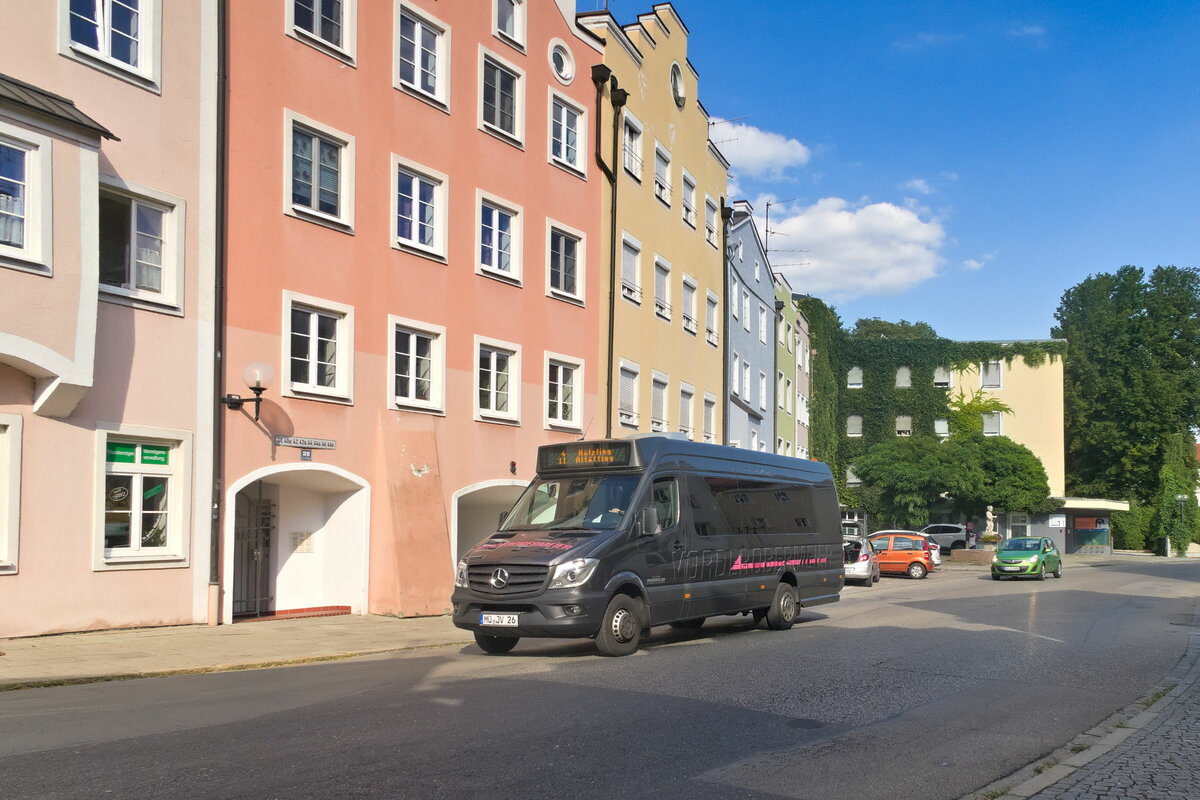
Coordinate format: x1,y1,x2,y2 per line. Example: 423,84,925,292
991,537,1062,581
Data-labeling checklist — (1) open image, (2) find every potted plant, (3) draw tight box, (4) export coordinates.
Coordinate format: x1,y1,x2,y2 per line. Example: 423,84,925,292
980,533,1001,550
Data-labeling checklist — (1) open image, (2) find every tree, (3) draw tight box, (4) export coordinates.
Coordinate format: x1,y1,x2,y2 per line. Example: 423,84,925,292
1052,265,1200,502
1149,432,1199,556
946,389,1013,437
850,318,939,339
946,433,1054,518
852,437,965,529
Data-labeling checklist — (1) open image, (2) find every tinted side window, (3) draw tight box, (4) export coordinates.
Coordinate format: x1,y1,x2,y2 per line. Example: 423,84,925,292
641,476,678,531
893,537,915,551
688,476,735,537
870,536,890,552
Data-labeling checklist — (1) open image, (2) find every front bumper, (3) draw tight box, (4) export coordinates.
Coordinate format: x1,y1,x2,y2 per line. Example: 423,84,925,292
450,586,610,638
991,560,1041,577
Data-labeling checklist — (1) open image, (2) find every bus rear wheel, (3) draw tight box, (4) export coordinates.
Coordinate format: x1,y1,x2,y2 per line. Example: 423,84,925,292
766,583,798,631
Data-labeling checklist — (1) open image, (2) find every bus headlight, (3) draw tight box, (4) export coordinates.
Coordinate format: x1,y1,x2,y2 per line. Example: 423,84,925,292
548,558,599,589
455,560,469,588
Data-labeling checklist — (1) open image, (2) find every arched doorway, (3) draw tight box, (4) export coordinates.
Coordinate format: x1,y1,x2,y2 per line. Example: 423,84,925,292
451,480,526,568
224,464,370,623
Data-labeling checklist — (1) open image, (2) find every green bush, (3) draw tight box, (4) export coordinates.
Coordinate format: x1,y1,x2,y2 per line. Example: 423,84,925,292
1112,501,1151,550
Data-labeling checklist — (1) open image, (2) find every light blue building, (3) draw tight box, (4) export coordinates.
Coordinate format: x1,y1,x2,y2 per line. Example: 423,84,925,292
724,201,776,451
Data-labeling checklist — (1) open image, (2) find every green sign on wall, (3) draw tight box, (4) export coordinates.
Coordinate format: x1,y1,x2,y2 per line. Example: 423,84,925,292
141,445,169,465
106,442,137,463
106,442,170,465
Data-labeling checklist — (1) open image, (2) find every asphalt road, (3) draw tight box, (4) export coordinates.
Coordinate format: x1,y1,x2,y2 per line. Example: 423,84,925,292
2,559,1196,800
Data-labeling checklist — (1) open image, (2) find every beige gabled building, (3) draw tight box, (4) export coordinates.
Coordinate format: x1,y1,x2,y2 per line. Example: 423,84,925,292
578,4,729,442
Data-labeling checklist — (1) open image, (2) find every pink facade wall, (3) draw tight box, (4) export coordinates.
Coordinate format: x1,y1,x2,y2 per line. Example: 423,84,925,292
224,2,603,616
0,1,214,637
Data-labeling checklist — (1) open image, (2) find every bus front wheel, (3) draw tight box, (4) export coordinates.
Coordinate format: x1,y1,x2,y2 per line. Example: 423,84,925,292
766,583,798,631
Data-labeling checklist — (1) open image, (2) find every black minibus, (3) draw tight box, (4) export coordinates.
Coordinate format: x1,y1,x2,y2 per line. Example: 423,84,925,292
451,435,843,656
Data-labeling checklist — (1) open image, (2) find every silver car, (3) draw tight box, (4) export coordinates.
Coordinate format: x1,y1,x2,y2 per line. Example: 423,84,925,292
843,535,880,586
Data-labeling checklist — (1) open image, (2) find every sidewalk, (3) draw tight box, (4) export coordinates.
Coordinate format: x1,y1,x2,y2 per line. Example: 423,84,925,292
0,613,475,690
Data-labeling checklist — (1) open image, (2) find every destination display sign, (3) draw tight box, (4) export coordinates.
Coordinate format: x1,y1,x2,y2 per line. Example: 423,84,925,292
537,441,634,472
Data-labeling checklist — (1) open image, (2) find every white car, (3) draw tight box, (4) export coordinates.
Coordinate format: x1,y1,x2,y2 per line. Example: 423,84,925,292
920,523,976,551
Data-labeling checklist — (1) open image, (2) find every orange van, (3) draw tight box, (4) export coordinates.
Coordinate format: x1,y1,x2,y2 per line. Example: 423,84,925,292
867,532,936,579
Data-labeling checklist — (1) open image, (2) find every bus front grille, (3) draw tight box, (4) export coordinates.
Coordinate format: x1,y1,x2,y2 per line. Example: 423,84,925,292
467,564,550,596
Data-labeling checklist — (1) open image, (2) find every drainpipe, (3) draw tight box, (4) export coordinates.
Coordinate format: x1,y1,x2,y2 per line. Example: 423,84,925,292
591,64,627,438
720,201,732,445
209,0,230,625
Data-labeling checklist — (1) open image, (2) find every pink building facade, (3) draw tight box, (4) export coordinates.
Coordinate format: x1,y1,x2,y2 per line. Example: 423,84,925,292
221,1,603,621
0,1,219,636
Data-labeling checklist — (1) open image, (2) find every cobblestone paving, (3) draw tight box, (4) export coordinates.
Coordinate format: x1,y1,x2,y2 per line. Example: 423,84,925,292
1027,626,1200,800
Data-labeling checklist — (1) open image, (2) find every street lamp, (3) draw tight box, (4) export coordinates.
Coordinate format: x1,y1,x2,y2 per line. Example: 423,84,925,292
222,362,275,422
1171,493,1188,558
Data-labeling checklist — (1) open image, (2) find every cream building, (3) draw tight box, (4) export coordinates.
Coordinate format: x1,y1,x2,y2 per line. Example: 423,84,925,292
579,4,729,443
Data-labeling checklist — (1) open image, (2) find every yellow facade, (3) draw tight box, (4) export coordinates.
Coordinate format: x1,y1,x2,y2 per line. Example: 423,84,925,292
581,5,729,442
953,354,1066,497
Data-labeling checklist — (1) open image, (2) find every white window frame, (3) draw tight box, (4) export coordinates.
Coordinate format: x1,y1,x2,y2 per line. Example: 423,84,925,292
653,256,671,321
678,382,695,440
618,359,640,428
287,0,358,63
653,143,672,206
93,424,192,570
282,290,355,402
777,371,786,409
758,304,768,343
544,351,583,431
896,366,912,388
681,275,698,334
758,371,768,411
391,154,448,260
284,110,355,231
650,371,669,432
476,190,523,283
475,336,521,424
983,411,1003,436
731,353,741,395
0,415,22,574
479,48,525,145
549,38,575,85
59,0,163,90
934,418,950,439
97,176,185,311
846,467,861,487
785,377,793,414
620,232,642,304
742,362,752,400
548,92,586,175
730,279,740,319
394,3,450,108
799,393,810,427
847,415,863,437
750,429,760,452
742,290,751,331
896,415,913,436
0,123,53,273
681,170,697,228
493,0,526,50
622,111,643,180
981,360,1004,390
702,393,717,443
704,196,718,247
389,315,445,413
705,292,719,347
546,219,585,303
933,365,952,388
847,366,863,388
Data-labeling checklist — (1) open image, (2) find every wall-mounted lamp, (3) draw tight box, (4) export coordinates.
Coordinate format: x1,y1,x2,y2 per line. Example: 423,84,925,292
222,362,275,421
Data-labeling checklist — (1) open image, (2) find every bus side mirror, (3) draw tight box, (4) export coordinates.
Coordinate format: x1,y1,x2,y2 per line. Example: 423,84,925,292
638,507,660,537
498,511,508,527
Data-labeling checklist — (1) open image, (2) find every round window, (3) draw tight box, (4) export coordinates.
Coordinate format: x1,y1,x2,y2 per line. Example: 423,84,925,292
551,43,574,84
670,63,685,108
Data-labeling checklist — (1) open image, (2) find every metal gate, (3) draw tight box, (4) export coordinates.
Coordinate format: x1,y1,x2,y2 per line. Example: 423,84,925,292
233,484,275,616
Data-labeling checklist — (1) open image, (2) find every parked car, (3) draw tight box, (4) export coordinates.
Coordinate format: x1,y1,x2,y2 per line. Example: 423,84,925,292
920,523,976,550
873,530,941,566
991,537,1062,580
843,535,880,586
868,531,937,579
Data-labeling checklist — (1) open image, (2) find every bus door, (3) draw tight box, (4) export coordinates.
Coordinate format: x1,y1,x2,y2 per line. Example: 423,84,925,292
682,475,749,617
626,474,687,624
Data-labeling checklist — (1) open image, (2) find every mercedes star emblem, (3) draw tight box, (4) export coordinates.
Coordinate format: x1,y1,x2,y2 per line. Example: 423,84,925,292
490,568,510,588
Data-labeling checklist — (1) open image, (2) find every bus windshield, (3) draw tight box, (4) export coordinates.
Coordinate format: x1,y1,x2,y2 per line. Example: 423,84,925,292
502,474,641,532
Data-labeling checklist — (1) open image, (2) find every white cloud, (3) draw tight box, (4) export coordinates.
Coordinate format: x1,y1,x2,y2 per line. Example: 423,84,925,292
765,197,946,300
711,119,811,181
962,252,997,271
903,178,934,195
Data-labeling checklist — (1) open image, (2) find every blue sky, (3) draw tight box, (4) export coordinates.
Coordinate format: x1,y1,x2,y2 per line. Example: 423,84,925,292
593,1,1200,340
